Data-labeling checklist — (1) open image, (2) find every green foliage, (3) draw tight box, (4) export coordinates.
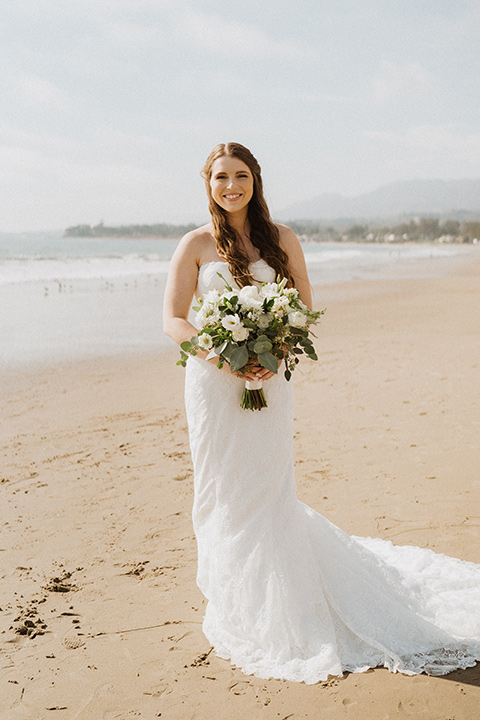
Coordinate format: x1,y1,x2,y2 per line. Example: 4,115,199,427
253,335,273,354
258,351,278,373
284,217,480,243
229,345,249,373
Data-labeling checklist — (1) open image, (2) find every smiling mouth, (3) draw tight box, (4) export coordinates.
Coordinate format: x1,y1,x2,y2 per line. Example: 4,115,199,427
224,193,242,200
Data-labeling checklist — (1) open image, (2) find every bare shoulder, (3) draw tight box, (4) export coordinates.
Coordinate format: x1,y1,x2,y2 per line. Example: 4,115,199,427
172,224,215,266
275,223,303,255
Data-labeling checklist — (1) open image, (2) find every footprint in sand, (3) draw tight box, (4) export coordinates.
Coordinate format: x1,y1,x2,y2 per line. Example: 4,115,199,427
228,680,252,695
62,628,85,649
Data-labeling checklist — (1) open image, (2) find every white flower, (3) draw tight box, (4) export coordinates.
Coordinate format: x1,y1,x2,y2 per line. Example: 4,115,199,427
238,285,262,312
272,296,290,314
238,285,260,302
232,326,249,342
198,333,213,350
288,311,307,328
259,283,278,300
221,314,242,331
195,308,207,330
203,289,221,306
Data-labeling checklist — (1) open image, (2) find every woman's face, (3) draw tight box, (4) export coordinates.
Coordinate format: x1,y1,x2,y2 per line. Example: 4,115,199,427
209,156,254,214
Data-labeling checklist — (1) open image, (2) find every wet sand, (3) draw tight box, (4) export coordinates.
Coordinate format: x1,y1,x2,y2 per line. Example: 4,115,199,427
1,257,479,719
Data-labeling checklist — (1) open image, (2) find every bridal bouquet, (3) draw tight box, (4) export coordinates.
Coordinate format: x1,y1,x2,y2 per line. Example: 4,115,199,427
177,275,325,410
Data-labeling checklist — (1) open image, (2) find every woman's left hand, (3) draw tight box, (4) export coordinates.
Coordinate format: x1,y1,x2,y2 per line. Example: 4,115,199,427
236,359,280,382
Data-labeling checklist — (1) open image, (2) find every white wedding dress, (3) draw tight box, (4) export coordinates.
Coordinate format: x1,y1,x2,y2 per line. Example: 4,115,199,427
184,259,480,684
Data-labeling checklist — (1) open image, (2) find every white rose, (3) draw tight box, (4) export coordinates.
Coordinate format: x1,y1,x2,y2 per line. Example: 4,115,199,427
238,285,260,303
259,283,277,300
221,314,242,331
238,291,262,312
288,311,307,328
198,333,213,350
232,326,249,342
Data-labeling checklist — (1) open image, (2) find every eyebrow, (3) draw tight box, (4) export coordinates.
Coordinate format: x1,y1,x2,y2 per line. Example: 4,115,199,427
214,170,251,177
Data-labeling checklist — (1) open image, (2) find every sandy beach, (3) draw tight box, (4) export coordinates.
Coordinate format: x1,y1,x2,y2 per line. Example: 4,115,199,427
1,257,480,719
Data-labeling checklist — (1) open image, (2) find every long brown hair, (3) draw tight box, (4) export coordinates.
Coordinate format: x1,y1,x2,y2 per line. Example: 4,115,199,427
201,142,294,288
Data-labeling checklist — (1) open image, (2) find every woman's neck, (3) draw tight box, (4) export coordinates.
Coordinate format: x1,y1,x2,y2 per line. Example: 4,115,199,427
227,208,249,238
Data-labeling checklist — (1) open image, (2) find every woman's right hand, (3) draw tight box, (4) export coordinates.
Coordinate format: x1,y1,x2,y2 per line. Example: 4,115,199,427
228,359,279,382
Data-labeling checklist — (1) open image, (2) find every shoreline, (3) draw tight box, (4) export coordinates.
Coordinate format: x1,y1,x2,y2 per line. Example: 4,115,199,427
2,258,480,718
1,243,478,375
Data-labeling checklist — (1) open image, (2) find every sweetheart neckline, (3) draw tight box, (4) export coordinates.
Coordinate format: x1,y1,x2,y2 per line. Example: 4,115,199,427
199,258,267,270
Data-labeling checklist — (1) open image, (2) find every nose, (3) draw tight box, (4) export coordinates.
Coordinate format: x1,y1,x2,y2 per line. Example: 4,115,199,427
226,176,235,189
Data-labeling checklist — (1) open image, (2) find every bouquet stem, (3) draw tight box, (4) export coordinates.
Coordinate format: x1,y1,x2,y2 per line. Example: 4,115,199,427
241,379,267,411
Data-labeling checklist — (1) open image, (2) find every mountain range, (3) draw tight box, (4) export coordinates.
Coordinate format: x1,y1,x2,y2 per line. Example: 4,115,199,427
278,179,480,221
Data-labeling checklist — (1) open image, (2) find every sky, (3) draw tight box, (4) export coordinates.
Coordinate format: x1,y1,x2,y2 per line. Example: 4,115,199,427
1,0,480,231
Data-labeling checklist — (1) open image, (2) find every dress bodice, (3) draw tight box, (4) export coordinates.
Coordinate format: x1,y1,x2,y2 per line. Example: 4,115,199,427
197,259,275,296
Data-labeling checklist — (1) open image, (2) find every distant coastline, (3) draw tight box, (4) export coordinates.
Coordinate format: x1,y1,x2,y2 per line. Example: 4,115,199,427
64,217,480,244
64,222,197,240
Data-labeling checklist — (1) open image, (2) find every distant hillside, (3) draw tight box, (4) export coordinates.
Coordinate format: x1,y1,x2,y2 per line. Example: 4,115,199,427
279,179,480,221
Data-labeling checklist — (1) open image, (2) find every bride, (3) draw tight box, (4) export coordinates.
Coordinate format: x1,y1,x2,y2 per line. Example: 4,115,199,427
163,142,480,683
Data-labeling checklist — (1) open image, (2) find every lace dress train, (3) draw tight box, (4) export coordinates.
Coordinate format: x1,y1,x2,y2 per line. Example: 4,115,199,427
184,261,480,684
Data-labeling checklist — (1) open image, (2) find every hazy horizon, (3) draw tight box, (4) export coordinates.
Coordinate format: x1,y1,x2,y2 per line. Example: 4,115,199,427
2,0,480,232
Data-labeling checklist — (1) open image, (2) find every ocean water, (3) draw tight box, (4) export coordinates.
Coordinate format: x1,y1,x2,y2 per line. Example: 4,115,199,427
0,231,475,370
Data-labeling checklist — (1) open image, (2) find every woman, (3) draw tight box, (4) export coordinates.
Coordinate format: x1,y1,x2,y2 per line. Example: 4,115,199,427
163,142,480,683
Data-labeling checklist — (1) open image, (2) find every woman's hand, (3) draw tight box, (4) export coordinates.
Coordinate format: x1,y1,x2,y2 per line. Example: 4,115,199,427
230,359,281,382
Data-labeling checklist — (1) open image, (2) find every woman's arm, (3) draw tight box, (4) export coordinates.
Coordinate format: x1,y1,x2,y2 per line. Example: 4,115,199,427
163,232,264,381
277,224,313,309
163,231,202,347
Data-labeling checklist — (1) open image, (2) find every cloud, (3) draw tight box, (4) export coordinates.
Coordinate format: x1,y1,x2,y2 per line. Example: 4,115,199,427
366,124,480,168
369,60,436,104
109,21,160,47
179,9,301,58
13,73,70,111
74,0,173,11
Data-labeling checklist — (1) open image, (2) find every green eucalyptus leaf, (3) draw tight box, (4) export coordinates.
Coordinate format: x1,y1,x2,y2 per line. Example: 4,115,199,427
258,351,278,373
229,344,249,373
215,340,228,355
221,342,236,361
253,335,272,354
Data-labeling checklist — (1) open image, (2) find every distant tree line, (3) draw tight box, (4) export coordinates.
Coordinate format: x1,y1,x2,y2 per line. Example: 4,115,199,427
287,218,480,244
65,218,480,244
64,222,197,239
